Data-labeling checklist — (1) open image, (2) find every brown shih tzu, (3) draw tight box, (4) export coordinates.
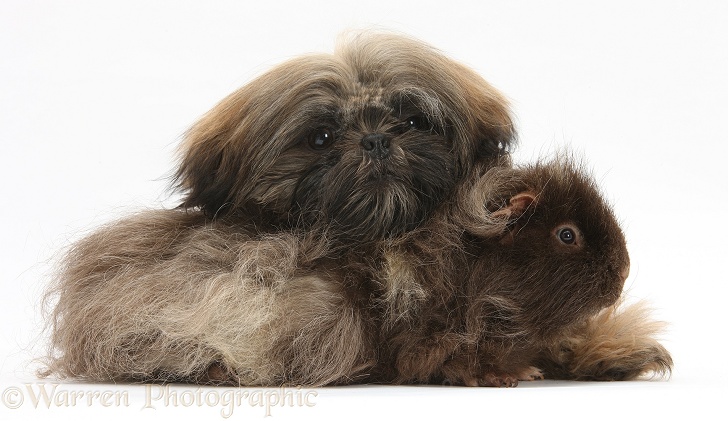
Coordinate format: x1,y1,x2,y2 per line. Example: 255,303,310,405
42,32,515,385
173,32,515,241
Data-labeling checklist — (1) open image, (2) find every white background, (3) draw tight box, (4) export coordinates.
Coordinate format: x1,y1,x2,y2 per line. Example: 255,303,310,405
1,1,727,420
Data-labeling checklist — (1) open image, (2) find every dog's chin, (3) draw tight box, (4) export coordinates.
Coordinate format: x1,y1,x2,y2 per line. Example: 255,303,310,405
293,164,455,242
327,179,426,242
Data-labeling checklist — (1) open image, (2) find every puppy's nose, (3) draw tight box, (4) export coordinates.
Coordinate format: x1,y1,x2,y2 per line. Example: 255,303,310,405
360,133,390,158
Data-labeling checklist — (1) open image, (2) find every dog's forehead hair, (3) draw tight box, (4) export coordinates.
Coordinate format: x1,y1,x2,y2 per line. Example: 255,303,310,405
340,83,444,121
338,84,393,128
344,83,387,108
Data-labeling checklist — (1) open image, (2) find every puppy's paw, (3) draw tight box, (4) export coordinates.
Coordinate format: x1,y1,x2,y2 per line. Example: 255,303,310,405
200,362,237,385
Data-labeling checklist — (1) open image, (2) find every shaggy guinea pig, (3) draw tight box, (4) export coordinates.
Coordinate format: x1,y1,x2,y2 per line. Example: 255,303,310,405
375,156,671,387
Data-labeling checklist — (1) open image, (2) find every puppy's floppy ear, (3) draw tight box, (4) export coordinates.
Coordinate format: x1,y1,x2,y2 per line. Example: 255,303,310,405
174,55,344,217
421,53,515,176
174,89,255,216
174,105,240,215
451,66,516,162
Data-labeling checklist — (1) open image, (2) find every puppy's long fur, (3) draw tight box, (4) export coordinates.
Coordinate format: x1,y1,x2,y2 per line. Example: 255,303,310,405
44,212,375,385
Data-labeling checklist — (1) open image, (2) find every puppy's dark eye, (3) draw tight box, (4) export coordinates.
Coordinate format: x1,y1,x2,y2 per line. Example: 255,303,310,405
403,114,433,132
307,128,334,150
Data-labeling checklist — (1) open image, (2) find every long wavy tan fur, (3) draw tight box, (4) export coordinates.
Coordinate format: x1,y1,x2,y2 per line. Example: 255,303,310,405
537,300,673,381
41,210,374,386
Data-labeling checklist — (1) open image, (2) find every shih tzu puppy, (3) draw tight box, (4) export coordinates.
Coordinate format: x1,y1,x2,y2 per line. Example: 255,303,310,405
43,32,516,385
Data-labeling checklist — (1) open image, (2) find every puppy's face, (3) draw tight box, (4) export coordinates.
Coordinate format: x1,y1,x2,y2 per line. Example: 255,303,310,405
176,34,514,241
287,86,458,241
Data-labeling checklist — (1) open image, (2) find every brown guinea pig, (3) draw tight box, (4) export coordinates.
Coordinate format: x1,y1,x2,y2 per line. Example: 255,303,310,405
375,155,670,387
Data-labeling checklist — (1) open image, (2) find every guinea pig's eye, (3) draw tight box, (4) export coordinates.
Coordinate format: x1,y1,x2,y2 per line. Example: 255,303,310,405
307,127,335,151
558,228,575,244
402,114,433,132
554,225,581,247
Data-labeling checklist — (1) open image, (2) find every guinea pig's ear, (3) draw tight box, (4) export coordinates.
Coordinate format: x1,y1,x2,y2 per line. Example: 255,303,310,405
492,191,537,220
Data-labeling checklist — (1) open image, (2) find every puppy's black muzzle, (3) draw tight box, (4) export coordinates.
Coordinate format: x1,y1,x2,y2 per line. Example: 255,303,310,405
360,133,390,159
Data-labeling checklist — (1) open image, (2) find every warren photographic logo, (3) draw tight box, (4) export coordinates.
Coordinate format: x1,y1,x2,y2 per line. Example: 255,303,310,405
2,383,318,417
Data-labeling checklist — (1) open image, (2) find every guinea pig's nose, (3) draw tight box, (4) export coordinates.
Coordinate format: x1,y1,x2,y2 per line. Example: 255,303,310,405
360,133,390,158
620,260,631,282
